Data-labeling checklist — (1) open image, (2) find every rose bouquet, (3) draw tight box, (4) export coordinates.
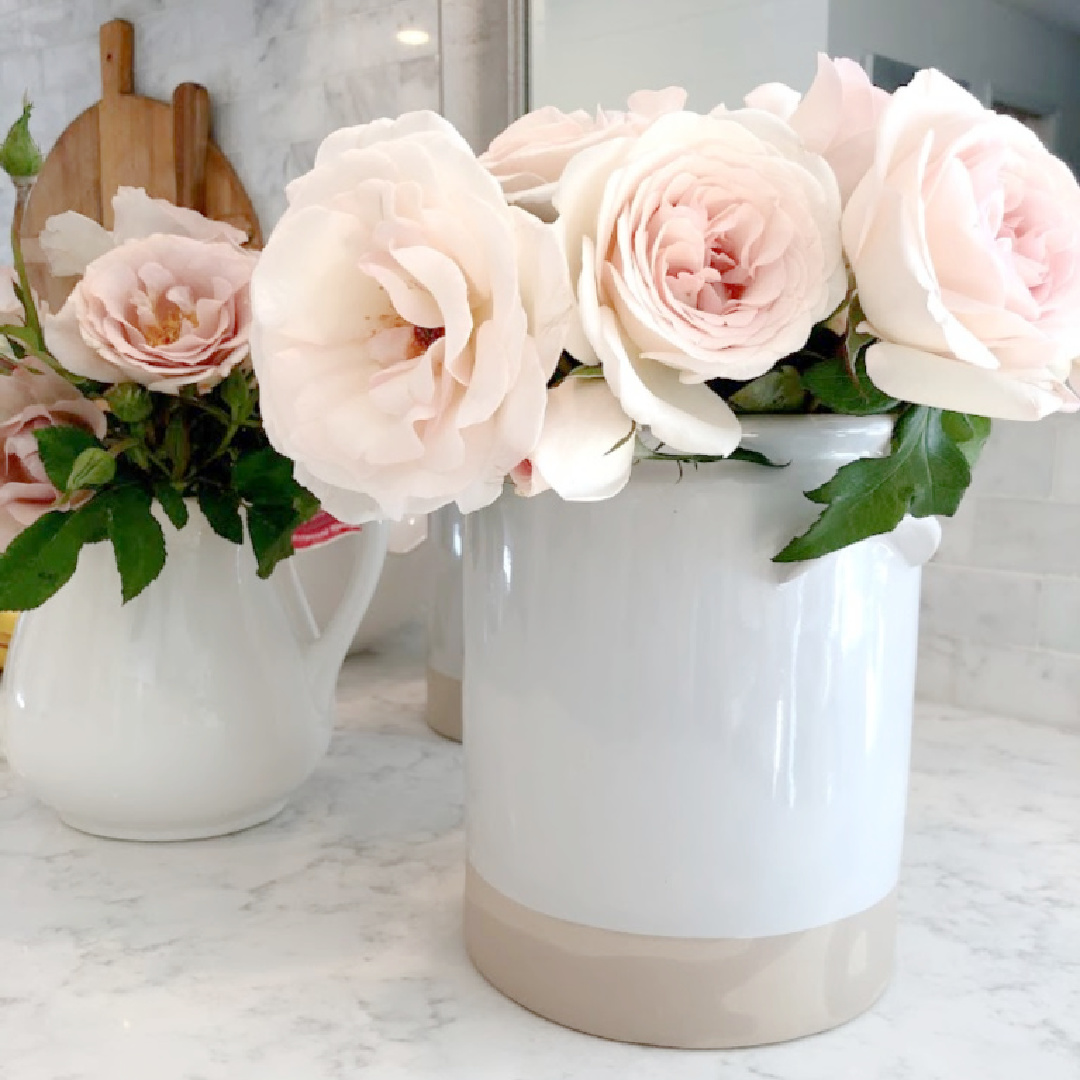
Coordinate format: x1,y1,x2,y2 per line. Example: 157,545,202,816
0,104,319,610
250,57,1080,561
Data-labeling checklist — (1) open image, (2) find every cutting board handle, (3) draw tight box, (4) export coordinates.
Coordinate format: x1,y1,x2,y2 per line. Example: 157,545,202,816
173,83,211,213
100,19,134,98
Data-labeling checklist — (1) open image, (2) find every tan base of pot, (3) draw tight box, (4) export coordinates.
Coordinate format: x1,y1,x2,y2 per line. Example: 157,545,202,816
425,667,462,742
464,865,896,1049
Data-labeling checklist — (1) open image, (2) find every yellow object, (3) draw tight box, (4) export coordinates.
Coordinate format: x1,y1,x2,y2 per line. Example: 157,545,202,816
0,610,19,670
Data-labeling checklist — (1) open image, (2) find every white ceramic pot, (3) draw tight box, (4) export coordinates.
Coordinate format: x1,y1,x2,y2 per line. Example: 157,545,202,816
462,415,941,1049
295,530,436,655
426,505,464,742
1,506,386,841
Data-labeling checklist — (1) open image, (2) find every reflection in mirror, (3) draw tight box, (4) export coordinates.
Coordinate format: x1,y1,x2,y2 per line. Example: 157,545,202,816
528,0,827,112
523,0,1080,168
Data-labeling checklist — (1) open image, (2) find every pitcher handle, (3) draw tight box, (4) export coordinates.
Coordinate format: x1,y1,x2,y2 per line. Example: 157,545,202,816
299,523,388,710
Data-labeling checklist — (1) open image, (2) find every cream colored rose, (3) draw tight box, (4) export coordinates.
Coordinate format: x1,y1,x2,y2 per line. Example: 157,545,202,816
0,365,107,548
511,376,635,501
481,88,687,221
557,108,845,461
844,70,1080,420
43,233,256,394
40,186,249,278
746,54,890,204
250,111,572,522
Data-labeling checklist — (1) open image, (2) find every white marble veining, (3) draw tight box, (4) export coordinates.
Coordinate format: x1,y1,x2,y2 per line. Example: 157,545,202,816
0,0,445,260
921,413,1080,727
1,643,1077,1079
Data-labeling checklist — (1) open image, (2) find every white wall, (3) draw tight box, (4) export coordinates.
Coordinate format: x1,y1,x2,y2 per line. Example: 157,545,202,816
0,0,511,263
530,0,829,112
828,0,1080,168
827,0,1080,727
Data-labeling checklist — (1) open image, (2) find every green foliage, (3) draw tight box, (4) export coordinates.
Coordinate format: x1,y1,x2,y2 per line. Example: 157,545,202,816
154,483,189,530
774,406,990,563
102,486,166,602
729,366,807,413
66,447,116,490
0,99,42,179
105,383,153,423
802,353,899,415
0,501,107,609
34,426,105,491
197,487,244,545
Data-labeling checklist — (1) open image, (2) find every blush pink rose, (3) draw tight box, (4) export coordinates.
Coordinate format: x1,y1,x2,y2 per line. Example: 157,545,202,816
40,186,249,278
844,70,1080,420
250,111,572,522
511,376,635,501
746,54,890,203
0,365,107,548
43,233,257,394
480,88,687,220
557,108,846,465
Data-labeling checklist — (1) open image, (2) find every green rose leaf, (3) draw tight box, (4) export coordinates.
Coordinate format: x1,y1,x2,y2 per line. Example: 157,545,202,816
0,500,108,610
729,366,807,413
163,410,190,479
844,296,876,371
942,412,992,469
233,446,297,504
219,368,254,421
154,483,189,530
66,447,116,490
34,425,105,492
774,406,976,563
198,487,244,545
802,352,899,415
105,382,154,424
101,485,166,603
246,502,298,579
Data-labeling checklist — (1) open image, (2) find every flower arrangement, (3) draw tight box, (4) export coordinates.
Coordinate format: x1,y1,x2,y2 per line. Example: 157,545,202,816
0,104,319,609
251,57,1080,562
2,55,1079,610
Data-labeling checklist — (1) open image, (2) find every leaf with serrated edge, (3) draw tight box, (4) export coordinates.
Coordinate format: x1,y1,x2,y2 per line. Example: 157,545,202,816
34,426,103,491
802,354,898,415
198,487,243,544
155,483,189,530
0,501,108,609
234,447,297,504
103,486,166,603
246,503,298,579
774,406,973,563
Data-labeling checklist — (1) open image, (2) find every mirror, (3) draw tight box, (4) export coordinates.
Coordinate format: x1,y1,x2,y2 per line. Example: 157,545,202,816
522,0,1077,166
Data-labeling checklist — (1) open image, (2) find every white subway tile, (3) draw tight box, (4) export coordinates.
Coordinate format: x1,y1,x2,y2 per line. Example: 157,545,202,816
970,419,1056,500
920,565,1040,648
968,498,1080,576
952,641,1080,729
1038,579,1080,655
1051,414,1080,503
916,635,958,706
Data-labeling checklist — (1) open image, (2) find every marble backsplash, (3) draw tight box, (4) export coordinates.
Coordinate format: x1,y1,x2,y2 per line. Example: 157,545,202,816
918,416,1080,728
0,0,510,259
0,1,1076,728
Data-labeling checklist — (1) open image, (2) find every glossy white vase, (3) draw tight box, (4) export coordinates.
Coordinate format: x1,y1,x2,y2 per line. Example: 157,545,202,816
463,416,941,1049
1,507,387,841
426,505,464,742
296,527,436,654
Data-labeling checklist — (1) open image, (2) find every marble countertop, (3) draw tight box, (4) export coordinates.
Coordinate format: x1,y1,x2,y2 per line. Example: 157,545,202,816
2,643,1078,1080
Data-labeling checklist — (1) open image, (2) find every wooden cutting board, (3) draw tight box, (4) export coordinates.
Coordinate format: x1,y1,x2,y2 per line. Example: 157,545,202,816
19,18,262,312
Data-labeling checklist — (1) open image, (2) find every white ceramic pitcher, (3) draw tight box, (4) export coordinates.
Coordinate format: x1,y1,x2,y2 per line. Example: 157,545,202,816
1,506,387,841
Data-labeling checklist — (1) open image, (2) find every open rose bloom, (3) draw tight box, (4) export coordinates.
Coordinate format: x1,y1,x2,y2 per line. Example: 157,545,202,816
247,55,1080,557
